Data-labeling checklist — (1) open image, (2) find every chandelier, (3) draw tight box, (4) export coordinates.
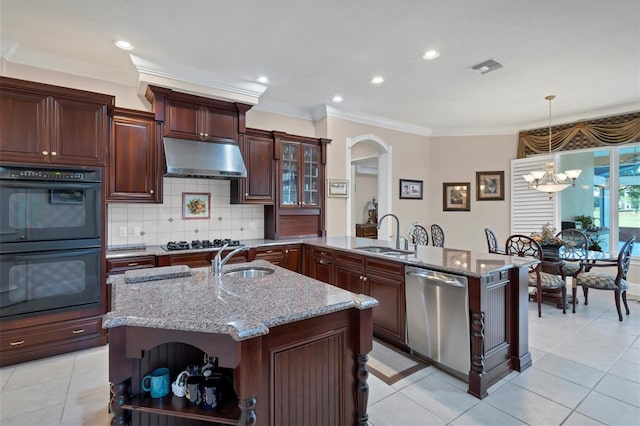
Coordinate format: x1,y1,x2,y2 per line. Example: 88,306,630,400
523,95,581,199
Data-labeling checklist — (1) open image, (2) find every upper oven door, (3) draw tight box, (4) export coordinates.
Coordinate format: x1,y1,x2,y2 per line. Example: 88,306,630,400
0,180,101,245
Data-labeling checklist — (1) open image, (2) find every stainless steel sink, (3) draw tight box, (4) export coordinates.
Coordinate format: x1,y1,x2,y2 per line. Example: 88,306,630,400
223,267,275,278
354,246,414,256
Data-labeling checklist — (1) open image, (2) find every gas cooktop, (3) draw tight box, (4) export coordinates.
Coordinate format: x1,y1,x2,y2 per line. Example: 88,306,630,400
162,239,241,251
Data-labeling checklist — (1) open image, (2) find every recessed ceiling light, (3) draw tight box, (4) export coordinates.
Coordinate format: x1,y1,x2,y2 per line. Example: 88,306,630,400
422,50,440,60
332,95,343,103
371,76,384,85
257,76,269,84
114,40,134,51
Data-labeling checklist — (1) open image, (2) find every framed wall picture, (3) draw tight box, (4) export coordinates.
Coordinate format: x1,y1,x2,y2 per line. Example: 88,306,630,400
442,182,470,211
182,192,211,219
476,171,505,201
399,179,423,199
327,179,349,197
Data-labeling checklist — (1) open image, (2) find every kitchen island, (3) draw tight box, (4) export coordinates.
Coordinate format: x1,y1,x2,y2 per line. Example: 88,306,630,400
103,260,378,426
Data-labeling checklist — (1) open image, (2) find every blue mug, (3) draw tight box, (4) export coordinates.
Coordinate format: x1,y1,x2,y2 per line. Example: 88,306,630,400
142,367,170,398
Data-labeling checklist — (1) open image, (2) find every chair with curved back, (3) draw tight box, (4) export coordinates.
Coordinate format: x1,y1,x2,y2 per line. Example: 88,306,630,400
431,224,445,247
504,234,566,317
574,235,636,321
484,228,505,254
555,229,589,278
411,224,429,245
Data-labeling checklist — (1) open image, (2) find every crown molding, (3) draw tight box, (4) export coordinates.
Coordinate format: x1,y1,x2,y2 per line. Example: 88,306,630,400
313,105,433,136
130,55,266,104
251,98,315,121
0,38,136,86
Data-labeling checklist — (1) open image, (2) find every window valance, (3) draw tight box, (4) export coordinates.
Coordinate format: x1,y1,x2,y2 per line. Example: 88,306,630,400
518,111,640,158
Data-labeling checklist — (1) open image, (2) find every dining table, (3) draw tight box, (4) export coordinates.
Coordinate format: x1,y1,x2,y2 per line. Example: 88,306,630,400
540,246,617,310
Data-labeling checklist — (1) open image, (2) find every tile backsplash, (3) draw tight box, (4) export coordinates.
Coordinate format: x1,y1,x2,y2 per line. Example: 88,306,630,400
107,177,264,246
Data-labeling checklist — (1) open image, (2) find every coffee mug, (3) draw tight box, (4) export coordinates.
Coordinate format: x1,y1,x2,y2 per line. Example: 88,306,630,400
142,367,170,398
185,375,204,406
202,376,221,409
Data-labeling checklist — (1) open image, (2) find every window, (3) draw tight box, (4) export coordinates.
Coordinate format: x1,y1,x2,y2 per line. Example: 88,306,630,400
512,143,639,257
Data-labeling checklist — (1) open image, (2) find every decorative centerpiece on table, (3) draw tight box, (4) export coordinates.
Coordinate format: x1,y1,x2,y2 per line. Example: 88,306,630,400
531,223,565,260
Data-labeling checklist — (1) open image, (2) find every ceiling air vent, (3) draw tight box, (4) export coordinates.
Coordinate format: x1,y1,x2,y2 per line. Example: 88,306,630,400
471,59,503,74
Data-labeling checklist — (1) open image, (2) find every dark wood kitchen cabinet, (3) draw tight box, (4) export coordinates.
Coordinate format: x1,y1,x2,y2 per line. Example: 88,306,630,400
264,132,330,239
231,128,275,204
144,85,252,143
0,76,114,166
365,257,406,346
0,315,107,367
334,251,368,294
107,108,162,203
252,244,301,272
334,250,406,346
306,247,335,285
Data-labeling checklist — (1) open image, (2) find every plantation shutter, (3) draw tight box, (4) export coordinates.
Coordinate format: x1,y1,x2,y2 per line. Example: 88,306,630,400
510,155,559,235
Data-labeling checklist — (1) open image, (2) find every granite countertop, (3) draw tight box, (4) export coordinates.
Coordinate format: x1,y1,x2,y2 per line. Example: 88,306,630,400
102,259,378,340
301,236,537,278
106,237,536,278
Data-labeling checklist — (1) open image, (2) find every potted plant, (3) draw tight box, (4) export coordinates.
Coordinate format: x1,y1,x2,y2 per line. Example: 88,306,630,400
531,223,565,260
575,215,595,231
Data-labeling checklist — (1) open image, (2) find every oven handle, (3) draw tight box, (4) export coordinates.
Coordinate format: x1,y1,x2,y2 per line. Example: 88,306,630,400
1,247,101,260
0,180,100,190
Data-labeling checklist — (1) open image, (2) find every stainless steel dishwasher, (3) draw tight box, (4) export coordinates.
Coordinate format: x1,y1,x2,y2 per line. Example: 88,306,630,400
405,266,470,380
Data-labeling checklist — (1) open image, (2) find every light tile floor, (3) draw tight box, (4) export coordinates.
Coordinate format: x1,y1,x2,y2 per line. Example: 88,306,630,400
0,291,638,425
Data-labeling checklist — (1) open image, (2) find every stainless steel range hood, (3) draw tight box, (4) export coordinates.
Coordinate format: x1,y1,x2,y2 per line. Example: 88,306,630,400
163,137,247,179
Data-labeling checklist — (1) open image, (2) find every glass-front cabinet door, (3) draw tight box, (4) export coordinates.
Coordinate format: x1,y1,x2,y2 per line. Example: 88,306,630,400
302,145,320,207
281,142,298,206
280,142,320,208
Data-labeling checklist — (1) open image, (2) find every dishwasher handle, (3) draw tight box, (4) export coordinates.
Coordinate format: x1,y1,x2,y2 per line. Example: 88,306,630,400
406,269,467,288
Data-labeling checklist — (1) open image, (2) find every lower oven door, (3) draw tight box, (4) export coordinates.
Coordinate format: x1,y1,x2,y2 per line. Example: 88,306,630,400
0,246,102,320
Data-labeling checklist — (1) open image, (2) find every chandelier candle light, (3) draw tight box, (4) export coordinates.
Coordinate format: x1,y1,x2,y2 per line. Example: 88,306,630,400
523,95,582,199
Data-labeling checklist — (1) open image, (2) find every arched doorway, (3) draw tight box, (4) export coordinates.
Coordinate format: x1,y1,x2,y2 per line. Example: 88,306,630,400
346,134,392,237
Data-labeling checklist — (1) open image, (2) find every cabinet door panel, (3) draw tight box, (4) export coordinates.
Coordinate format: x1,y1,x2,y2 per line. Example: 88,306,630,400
51,97,109,165
108,113,160,202
0,89,48,163
203,107,236,143
283,245,301,272
368,271,405,344
244,135,274,202
164,101,200,139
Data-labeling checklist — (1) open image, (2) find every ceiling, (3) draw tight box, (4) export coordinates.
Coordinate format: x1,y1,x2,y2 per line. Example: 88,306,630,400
1,0,638,136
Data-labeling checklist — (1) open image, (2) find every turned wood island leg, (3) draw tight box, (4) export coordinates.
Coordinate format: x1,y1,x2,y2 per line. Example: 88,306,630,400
110,380,131,426
355,353,369,426
235,337,261,426
353,307,373,425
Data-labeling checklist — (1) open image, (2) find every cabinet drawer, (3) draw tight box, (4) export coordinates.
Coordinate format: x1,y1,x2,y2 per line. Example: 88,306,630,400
314,247,334,263
1,316,103,352
335,251,365,269
365,257,404,276
107,256,156,274
255,247,285,262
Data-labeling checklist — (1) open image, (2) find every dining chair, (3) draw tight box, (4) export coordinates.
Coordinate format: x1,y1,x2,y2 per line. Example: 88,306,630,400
411,224,429,245
554,229,589,277
484,228,505,254
574,235,635,321
431,224,445,247
504,234,566,317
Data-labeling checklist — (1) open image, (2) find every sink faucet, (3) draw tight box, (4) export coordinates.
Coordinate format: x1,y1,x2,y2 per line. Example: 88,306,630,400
212,243,247,277
377,213,402,249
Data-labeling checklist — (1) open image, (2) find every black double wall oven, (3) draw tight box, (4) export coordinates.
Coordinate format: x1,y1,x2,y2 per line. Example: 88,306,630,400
0,164,102,320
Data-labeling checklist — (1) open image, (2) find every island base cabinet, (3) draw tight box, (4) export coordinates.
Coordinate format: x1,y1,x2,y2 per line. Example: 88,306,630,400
108,307,373,425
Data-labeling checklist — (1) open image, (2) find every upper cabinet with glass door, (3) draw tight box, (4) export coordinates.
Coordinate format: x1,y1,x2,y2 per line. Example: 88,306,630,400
279,141,320,209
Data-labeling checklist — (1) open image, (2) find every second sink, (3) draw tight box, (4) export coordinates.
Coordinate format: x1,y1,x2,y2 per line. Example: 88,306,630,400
223,267,275,279
355,246,414,256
